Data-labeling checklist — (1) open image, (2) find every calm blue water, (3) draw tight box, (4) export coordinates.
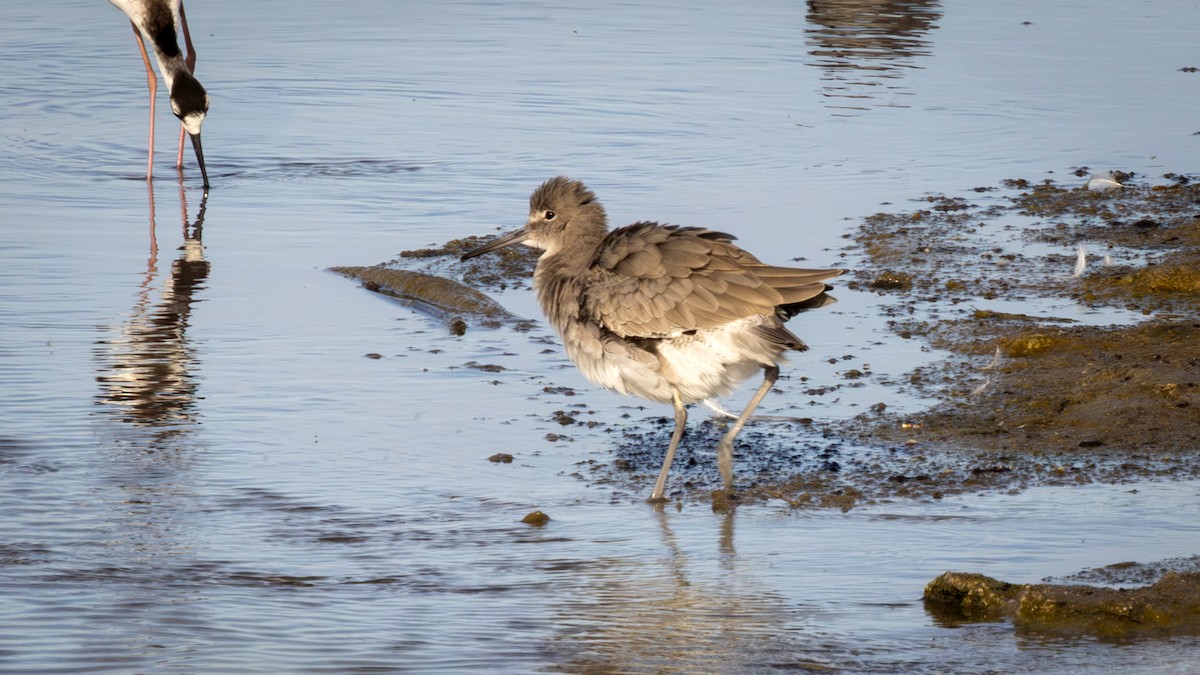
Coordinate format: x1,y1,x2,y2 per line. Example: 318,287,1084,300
2,0,1199,672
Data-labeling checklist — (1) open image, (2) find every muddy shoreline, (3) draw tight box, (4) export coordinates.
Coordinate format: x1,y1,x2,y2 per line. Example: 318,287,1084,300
824,171,1199,505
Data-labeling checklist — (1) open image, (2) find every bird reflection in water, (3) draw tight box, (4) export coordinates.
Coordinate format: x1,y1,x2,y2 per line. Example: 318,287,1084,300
805,0,942,113
95,181,209,447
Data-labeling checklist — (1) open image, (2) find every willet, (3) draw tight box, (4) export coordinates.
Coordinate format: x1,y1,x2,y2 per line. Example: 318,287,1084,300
108,0,210,189
462,177,844,503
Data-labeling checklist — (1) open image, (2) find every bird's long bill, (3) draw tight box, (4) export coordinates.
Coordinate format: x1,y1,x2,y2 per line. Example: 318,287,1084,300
189,132,210,190
460,227,528,261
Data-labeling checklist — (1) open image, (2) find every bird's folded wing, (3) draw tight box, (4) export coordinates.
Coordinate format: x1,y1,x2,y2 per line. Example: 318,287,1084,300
581,223,840,339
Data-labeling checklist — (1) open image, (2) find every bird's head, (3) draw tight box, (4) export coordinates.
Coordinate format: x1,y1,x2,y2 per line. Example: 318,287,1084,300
461,177,608,261
169,71,210,189
169,71,209,135
524,176,608,254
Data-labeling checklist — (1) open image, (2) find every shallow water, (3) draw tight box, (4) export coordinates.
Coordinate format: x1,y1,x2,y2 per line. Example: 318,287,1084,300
2,0,1200,672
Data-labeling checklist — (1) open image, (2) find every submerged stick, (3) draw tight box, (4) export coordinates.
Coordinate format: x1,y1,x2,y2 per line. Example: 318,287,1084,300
330,266,519,334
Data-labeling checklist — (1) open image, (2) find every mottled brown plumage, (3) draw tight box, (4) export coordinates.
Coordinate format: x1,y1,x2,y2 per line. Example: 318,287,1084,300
463,177,844,502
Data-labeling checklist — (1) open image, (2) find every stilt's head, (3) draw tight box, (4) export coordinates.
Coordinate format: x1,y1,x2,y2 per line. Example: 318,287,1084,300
170,71,210,189
460,177,608,260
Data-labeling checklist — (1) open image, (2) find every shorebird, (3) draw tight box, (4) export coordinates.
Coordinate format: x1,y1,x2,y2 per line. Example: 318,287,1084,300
108,0,210,189
462,177,844,502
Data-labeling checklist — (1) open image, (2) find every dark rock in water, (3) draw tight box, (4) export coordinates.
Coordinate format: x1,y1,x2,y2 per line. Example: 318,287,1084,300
487,453,513,464
521,510,551,526
924,570,1200,637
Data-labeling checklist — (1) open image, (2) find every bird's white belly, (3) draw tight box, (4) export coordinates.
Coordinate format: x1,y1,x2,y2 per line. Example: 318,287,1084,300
560,316,780,405
656,318,777,402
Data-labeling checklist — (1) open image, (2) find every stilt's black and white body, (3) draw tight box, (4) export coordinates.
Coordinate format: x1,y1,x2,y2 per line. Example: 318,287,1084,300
108,0,210,188
462,177,844,502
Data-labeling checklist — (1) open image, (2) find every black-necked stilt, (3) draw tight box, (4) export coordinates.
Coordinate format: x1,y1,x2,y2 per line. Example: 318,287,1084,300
108,0,210,189
462,177,844,503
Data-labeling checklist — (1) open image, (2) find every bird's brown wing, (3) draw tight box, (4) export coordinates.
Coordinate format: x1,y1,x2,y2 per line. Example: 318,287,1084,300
581,223,843,339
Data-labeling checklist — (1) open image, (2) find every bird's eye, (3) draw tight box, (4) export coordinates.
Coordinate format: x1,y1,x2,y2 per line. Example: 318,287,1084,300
544,211,556,220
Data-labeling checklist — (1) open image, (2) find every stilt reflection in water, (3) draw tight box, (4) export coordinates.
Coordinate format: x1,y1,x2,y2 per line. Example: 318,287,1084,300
805,0,942,113
95,180,209,446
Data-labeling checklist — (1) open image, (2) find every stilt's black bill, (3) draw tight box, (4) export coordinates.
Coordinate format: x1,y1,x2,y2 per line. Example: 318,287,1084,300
189,132,210,190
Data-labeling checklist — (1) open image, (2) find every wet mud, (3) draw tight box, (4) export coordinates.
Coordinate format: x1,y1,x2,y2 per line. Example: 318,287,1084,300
828,171,1200,502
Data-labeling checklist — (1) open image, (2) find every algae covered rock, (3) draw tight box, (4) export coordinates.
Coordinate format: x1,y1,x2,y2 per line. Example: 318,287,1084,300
924,570,1200,638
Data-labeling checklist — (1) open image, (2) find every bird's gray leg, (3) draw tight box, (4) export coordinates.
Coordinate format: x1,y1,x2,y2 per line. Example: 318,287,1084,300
649,389,687,503
175,2,197,170
716,364,779,494
130,22,157,181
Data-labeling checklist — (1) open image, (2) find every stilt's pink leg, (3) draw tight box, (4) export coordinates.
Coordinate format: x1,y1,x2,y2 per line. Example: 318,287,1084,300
175,126,187,172
131,22,157,181
175,2,198,170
